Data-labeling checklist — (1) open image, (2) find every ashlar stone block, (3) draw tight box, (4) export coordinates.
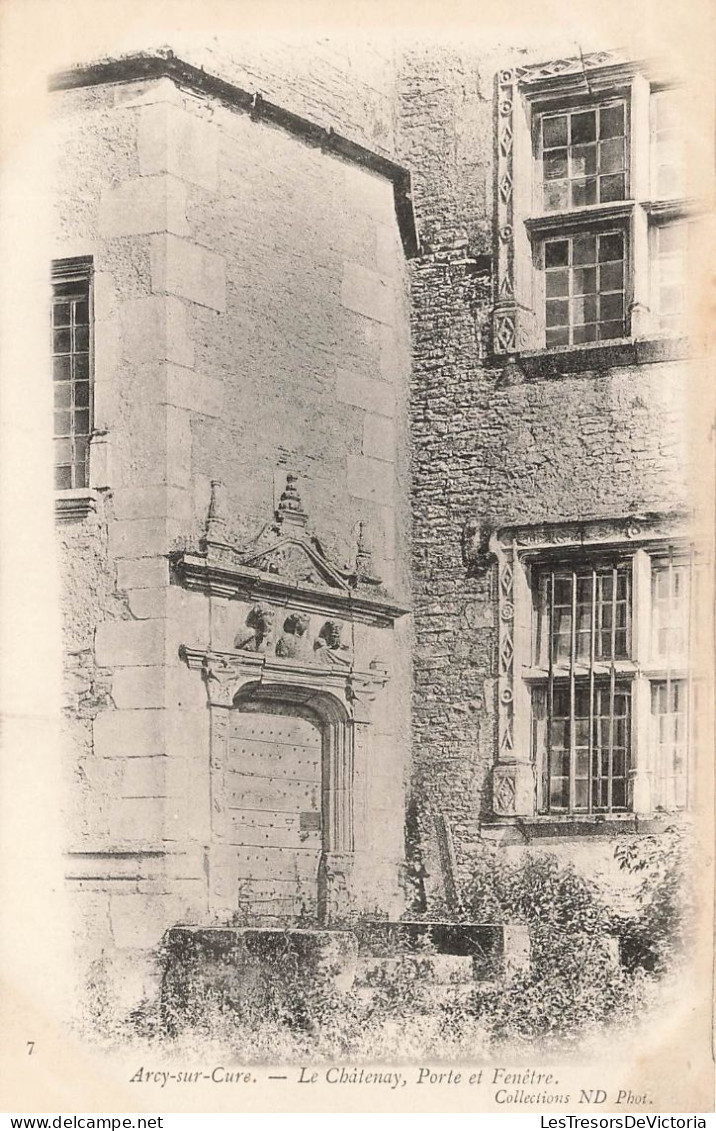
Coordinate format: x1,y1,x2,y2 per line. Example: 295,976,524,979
336,369,395,418
99,175,188,238
138,102,220,192
342,261,395,326
111,666,165,710
116,557,169,591
121,756,166,799
151,234,226,312
94,708,165,759
347,454,396,503
120,295,194,368
363,413,395,462
95,619,165,667
110,796,165,843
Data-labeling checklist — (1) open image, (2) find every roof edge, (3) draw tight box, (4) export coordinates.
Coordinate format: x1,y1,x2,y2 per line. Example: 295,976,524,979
49,50,420,258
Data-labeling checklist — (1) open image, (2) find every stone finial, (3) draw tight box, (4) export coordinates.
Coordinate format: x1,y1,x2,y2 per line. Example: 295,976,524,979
205,480,228,542
355,521,381,586
276,473,308,530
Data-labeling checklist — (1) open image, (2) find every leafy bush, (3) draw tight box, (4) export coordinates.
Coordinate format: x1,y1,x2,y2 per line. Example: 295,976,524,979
614,824,695,972
108,835,694,1059
461,846,688,1048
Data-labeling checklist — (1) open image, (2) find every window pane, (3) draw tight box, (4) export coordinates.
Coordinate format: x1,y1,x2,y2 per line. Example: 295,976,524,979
599,232,623,261
54,438,72,464
546,269,569,297
74,381,90,408
599,137,625,173
600,292,623,321
599,320,624,341
544,150,568,179
572,295,598,325
54,411,71,435
544,181,569,211
75,436,89,467
599,261,623,291
545,240,569,268
53,328,71,354
53,301,71,327
54,383,71,409
599,173,626,202
546,299,569,327
573,267,597,295
75,325,90,351
74,409,90,435
53,355,71,381
573,235,597,265
572,144,597,177
55,465,72,490
600,103,625,139
74,353,90,381
571,178,597,207
543,115,568,148
572,110,596,144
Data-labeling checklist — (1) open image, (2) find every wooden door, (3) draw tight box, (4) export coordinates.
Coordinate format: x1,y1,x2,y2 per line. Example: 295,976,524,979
224,707,323,921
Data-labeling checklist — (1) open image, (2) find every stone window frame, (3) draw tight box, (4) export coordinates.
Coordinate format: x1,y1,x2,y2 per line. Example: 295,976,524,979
489,514,703,826
492,51,692,366
52,256,104,522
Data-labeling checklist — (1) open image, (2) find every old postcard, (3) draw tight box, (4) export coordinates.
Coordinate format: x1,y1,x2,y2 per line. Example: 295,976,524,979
0,0,713,1116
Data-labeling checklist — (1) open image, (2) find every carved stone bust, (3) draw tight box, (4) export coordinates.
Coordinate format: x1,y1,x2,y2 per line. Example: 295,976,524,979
234,603,275,652
275,612,311,659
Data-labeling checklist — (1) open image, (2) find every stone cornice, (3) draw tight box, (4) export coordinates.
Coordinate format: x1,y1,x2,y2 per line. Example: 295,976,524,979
492,510,692,557
49,50,419,259
171,551,409,627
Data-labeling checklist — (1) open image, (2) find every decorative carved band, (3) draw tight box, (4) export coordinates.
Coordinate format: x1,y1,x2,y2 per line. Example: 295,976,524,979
495,540,516,763
516,50,624,84
492,68,517,355
494,510,691,556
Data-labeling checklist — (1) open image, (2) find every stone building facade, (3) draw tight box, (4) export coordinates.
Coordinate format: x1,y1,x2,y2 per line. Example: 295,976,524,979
395,43,709,898
49,35,709,1011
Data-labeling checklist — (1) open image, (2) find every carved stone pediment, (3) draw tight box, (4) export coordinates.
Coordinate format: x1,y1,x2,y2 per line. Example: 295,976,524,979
241,534,347,590
171,475,409,628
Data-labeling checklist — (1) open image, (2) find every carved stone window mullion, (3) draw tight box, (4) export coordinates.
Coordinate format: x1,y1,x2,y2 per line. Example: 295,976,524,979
493,69,518,354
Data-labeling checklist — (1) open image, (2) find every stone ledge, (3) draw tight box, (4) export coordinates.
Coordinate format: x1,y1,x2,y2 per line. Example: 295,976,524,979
55,489,99,522
499,336,691,380
481,813,679,845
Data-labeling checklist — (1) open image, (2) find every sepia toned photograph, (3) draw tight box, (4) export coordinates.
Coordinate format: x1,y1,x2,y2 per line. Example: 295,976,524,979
0,0,713,1115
